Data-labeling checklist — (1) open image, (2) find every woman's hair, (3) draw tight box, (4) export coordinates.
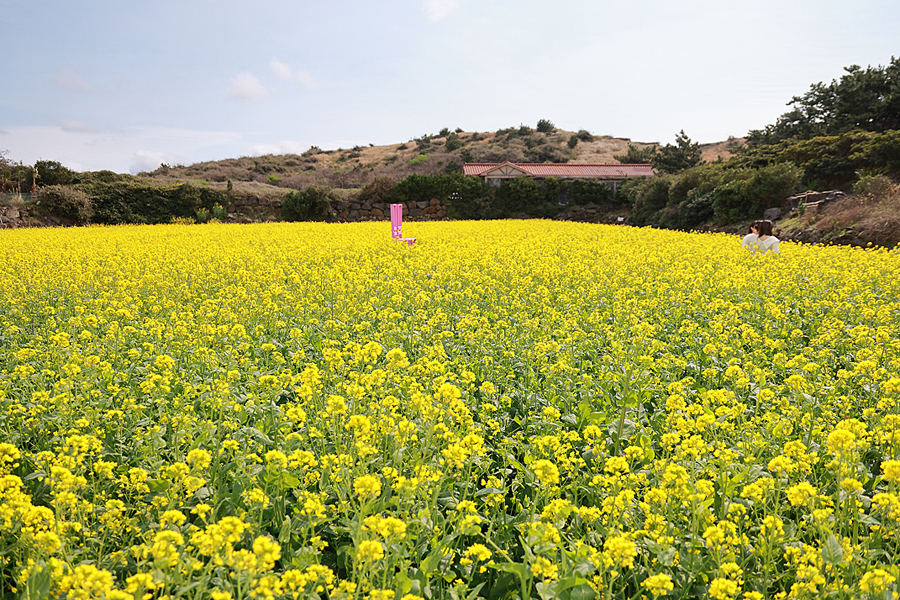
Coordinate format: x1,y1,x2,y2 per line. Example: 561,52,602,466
757,220,774,236
748,220,762,234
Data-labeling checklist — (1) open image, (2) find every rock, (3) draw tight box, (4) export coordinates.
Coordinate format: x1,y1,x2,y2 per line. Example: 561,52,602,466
436,209,446,218
424,206,437,215
416,201,429,209
409,208,424,217
370,208,384,218
763,207,782,221
429,198,441,206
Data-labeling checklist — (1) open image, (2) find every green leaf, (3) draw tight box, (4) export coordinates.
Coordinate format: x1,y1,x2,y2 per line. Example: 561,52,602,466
147,479,170,493
474,487,505,496
821,534,844,565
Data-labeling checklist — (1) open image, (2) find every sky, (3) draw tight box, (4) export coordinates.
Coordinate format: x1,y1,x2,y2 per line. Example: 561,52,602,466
1,0,898,174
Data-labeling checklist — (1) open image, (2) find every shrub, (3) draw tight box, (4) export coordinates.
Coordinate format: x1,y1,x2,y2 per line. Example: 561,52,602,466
631,175,672,225
84,180,226,225
444,133,463,152
35,160,75,186
281,186,339,221
576,130,594,142
570,179,614,205
567,135,579,149
409,154,429,166
536,119,555,133
358,177,398,204
37,185,94,223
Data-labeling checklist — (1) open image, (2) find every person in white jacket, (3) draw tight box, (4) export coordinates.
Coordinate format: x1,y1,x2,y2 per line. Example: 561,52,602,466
741,221,761,251
752,219,780,254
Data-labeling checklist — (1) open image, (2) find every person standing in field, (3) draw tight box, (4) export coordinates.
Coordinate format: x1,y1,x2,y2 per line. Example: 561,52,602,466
751,219,780,254
742,220,761,251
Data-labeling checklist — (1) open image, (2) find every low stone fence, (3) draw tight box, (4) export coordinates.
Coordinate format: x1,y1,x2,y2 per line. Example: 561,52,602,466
333,198,448,222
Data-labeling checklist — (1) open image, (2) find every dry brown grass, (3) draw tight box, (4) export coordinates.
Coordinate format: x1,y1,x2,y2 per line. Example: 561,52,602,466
795,179,900,247
143,129,747,193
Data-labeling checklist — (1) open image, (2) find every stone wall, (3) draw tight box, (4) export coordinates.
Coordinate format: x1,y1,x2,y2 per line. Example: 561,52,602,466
333,198,447,222
0,205,72,229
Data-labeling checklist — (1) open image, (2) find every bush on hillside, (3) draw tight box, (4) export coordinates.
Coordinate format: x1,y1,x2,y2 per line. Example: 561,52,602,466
358,177,398,204
37,185,94,223
84,180,226,225
35,160,76,187
282,186,339,222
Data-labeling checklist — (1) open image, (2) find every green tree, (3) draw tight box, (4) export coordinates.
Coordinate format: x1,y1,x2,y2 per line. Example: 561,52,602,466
614,143,657,164
651,131,702,174
444,133,463,152
747,56,900,146
281,186,338,221
35,160,75,186
536,119,555,133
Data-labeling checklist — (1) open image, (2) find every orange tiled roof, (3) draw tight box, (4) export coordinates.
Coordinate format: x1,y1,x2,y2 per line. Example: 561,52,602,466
463,161,655,178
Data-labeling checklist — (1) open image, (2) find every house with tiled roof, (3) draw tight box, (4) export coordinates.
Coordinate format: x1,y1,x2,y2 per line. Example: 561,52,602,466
463,160,655,192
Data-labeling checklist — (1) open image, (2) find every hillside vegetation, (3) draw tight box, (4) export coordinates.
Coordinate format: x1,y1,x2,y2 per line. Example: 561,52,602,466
136,127,742,193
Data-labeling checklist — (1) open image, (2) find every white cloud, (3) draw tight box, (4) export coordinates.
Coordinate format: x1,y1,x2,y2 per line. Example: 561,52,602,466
229,72,271,101
270,59,293,81
423,0,463,21
54,68,94,94
247,140,310,156
270,59,317,89
1,125,244,173
131,150,182,174
53,119,98,133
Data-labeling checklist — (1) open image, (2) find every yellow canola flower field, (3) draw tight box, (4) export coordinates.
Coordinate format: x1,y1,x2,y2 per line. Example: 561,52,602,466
1,220,900,600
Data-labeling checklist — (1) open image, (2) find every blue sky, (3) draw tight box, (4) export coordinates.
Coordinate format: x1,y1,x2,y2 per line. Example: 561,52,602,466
2,0,898,174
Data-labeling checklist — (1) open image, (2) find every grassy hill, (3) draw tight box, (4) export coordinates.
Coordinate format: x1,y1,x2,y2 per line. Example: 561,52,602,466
140,126,744,197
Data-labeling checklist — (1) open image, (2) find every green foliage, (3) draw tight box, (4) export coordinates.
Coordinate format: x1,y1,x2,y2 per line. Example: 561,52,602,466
711,163,802,223
36,185,94,223
358,177,398,204
444,133,463,152
212,203,228,220
81,179,226,225
281,185,339,222
195,207,210,223
267,174,282,185
570,179,614,205
35,160,75,186
614,143,657,165
567,135,579,149
631,175,673,225
747,56,900,146
409,154,429,165
737,129,900,189
651,130,702,174
496,177,551,217
576,130,594,142
536,119,555,133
